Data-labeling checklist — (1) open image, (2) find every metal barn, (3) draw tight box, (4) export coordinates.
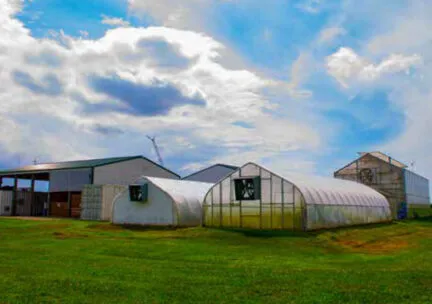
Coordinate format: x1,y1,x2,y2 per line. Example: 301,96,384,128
203,162,391,231
334,152,430,219
0,156,179,218
182,164,239,183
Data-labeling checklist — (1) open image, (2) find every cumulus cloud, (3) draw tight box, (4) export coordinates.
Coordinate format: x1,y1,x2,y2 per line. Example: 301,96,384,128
326,47,422,87
0,0,320,171
127,0,210,28
12,70,63,96
87,75,206,116
101,15,130,27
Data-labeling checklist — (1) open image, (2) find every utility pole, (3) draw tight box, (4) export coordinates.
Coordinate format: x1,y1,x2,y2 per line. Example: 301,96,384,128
147,136,164,166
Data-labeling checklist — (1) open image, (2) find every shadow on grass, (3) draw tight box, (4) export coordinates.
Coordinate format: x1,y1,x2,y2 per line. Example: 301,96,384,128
213,227,312,238
213,221,397,238
409,216,432,223
119,224,182,232
309,221,396,235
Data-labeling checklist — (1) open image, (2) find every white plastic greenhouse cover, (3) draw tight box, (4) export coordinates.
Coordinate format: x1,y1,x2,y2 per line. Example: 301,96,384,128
258,163,389,207
142,176,214,225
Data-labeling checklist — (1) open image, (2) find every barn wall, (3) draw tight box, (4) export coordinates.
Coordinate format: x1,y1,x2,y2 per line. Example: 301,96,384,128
0,191,49,217
183,166,237,183
49,169,92,192
94,158,178,185
335,154,405,219
112,182,175,225
404,170,430,205
0,191,12,215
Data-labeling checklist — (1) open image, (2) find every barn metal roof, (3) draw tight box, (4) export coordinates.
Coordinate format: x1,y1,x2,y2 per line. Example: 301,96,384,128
182,163,239,180
0,155,179,178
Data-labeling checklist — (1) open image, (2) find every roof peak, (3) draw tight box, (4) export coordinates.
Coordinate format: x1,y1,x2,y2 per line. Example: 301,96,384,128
357,151,407,168
33,155,142,166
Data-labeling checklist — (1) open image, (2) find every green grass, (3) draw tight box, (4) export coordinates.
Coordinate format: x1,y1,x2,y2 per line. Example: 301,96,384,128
0,218,431,304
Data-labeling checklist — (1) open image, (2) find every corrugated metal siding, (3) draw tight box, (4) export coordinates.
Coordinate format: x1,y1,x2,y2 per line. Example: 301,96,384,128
404,169,430,205
0,156,142,175
183,165,237,183
15,192,33,216
0,191,48,216
94,158,179,185
49,169,92,192
0,191,13,216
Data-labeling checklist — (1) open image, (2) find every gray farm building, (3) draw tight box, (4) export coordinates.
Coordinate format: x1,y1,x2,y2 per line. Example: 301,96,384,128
182,164,239,183
334,152,430,219
0,155,179,218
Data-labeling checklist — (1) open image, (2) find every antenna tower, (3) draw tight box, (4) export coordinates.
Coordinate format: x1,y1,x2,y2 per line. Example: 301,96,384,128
147,135,164,166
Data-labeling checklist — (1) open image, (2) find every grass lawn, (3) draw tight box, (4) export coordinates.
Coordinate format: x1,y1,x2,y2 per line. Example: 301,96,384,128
0,218,431,304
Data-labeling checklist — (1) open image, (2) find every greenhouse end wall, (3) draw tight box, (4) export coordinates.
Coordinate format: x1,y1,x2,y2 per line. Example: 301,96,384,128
203,163,305,231
203,163,392,231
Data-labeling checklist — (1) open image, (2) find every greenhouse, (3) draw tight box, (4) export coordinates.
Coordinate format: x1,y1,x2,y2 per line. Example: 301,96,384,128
203,163,391,231
112,176,213,227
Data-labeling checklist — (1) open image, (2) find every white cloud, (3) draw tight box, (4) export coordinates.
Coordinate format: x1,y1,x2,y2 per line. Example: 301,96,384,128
128,0,211,29
297,0,322,14
326,47,422,87
79,30,89,38
0,1,320,171
318,27,346,45
285,52,314,98
101,15,130,27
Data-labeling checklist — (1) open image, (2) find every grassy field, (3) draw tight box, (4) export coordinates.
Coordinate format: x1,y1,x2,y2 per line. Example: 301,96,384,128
0,218,431,304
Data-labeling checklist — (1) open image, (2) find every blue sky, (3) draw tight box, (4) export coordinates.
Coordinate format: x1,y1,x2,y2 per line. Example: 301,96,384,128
0,0,431,186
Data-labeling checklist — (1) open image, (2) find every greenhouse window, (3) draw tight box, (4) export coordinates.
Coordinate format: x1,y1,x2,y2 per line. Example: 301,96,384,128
234,177,261,200
129,184,148,202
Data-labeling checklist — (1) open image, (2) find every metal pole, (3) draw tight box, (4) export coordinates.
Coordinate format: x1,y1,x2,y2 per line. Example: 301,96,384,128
293,186,296,230
67,191,71,217
356,160,359,182
270,174,273,229
30,175,35,216
281,180,285,229
239,168,243,228
259,167,262,229
12,176,18,216
219,182,222,227
211,190,214,227
229,176,232,227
